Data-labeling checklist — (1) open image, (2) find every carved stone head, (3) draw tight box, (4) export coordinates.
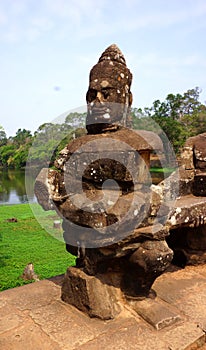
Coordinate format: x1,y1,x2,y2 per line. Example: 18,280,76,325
86,44,133,134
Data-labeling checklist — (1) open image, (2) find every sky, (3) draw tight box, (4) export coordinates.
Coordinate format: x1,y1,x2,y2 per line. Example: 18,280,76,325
0,0,206,137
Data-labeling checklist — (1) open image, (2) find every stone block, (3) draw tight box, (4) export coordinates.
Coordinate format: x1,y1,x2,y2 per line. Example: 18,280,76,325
0,280,61,311
30,301,96,349
128,297,181,330
77,318,168,350
61,267,122,320
153,267,206,304
167,195,206,229
161,321,205,350
0,318,61,350
0,305,25,334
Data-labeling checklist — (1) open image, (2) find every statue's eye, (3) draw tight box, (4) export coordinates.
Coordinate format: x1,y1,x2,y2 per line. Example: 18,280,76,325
87,89,97,102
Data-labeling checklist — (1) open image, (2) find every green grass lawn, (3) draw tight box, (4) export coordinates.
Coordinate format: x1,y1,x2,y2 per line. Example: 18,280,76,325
0,204,75,291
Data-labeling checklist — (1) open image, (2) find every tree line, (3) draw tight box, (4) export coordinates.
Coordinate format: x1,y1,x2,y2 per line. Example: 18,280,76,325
0,87,206,169
132,86,206,153
0,113,86,169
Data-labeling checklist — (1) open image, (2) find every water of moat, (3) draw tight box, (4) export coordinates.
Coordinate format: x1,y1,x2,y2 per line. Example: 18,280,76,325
0,169,36,205
0,168,171,205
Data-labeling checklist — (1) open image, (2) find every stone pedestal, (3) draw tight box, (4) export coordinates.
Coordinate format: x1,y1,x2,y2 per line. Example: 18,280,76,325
61,234,173,320
61,267,122,320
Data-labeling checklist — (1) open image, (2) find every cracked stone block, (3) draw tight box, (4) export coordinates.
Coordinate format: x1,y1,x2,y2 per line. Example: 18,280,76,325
61,267,122,320
128,297,182,330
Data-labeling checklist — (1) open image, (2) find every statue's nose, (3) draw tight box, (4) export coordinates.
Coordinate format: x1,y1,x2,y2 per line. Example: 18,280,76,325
96,92,104,102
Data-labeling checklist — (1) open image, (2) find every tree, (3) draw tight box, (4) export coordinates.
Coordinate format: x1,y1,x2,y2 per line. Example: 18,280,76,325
0,144,16,167
138,87,206,154
0,126,7,146
193,104,206,134
10,145,31,168
30,116,87,167
65,112,86,128
12,128,32,147
180,87,201,116
30,122,71,166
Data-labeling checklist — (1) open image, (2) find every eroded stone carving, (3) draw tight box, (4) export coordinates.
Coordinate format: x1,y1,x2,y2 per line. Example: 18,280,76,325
35,45,174,319
34,44,206,320
183,133,206,196
164,133,206,266
86,44,133,134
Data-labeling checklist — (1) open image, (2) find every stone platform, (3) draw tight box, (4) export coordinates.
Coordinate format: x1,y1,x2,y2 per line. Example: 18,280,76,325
1,265,206,350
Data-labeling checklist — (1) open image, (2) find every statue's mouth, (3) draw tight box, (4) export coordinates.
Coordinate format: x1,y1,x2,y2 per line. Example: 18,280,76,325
88,105,111,120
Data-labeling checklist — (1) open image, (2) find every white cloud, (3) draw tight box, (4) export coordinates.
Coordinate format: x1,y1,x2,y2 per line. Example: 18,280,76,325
1,0,206,44
0,0,108,42
52,0,206,41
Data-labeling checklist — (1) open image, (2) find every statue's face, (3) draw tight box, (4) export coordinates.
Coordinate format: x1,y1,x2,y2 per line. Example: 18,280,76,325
86,62,132,128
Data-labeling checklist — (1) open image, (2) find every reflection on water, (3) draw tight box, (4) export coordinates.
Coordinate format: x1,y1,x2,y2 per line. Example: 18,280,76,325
0,169,36,205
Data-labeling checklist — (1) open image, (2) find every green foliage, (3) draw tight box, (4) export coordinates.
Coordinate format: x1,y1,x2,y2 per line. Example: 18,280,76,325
29,113,86,167
13,128,32,147
0,125,7,146
30,122,70,167
151,115,185,153
10,143,32,169
0,144,16,166
0,128,32,168
0,204,75,291
131,87,206,154
65,111,86,128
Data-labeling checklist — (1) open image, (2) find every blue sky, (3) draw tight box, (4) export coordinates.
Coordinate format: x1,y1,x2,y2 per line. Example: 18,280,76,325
0,0,206,136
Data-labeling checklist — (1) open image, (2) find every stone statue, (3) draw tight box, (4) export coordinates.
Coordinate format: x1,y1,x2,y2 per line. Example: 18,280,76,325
86,44,133,133
35,44,174,319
